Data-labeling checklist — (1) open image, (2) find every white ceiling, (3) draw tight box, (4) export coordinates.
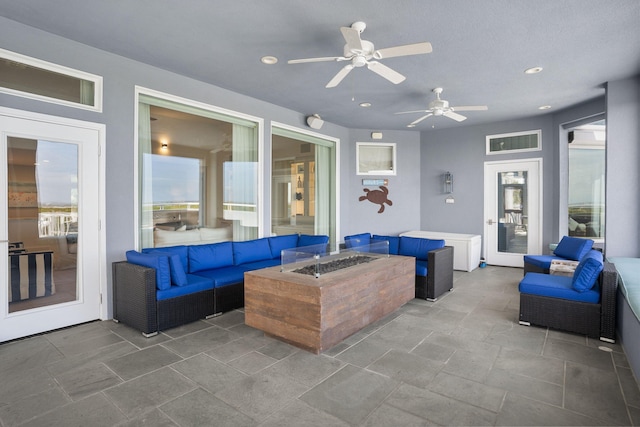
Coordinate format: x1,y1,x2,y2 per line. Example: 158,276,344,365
1,0,639,131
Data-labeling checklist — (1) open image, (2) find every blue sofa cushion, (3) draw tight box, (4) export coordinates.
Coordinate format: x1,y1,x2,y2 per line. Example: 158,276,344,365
126,250,172,290
553,236,594,261
371,235,400,255
297,234,330,255
268,234,300,259
519,272,600,304
192,265,247,288
188,242,234,273
142,247,189,286
399,237,445,261
241,259,281,270
572,250,604,292
415,260,428,277
156,274,214,301
233,238,272,265
344,233,371,248
523,254,564,269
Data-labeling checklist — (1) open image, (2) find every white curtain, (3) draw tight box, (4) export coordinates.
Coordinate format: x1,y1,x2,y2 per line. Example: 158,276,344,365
229,123,258,241
138,102,154,248
79,80,94,106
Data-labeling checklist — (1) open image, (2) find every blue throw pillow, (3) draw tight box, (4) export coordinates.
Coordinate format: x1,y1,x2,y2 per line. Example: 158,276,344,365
344,233,371,248
143,245,189,272
371,235,400,255
126,250,172,290
188,242,234,273
554,236,593,261
233,238,272,265
572,250,604,292
149,251,188,286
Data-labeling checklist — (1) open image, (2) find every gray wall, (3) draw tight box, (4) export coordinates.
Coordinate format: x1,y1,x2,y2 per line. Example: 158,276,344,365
340,129,422,237
606,76,640,257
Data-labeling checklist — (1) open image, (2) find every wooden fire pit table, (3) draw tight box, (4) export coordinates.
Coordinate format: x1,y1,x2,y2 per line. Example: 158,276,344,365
244,254,415,353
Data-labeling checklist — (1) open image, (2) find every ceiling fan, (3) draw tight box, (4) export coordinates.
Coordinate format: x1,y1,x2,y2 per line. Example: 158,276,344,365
288,21,432,88
396,87,488,125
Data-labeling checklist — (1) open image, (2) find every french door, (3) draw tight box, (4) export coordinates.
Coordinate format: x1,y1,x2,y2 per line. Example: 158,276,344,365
484,159,542,267
0,108,103,342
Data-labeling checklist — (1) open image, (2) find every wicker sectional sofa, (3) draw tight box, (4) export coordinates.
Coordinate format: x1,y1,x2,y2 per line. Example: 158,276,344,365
112,234,329,336
343,233,454,301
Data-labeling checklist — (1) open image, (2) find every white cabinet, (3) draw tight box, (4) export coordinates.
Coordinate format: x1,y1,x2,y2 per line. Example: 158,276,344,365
400,231,482,272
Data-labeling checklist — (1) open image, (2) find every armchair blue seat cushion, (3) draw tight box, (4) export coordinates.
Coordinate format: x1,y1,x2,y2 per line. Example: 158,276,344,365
126,250,172,290
553,236,593,261
519,273,600,304
268,234,300,259
192,265,248,288
572,250,604,292
188,242,234,273
233,238,272,265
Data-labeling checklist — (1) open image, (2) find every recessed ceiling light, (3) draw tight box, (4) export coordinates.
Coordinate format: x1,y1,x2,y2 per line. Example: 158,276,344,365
538,105,552,110
359,102,372,108
261,56,278,65
525,66,543,74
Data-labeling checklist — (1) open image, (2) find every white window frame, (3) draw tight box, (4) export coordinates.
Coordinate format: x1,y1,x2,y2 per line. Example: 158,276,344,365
0,48,103,112
486,129,541,155
356,142,397,175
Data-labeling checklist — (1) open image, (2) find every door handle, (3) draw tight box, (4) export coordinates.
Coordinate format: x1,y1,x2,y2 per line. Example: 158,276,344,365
486,219,495,225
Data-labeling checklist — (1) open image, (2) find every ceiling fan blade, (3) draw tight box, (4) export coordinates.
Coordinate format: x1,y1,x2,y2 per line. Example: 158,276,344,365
409,113,433,126
375,42,433,59
451,105,488,112
326,64,354,88
340,26,363,51
367,61,406,84
394,109,430,115
443,111,467,122
288,56,344,64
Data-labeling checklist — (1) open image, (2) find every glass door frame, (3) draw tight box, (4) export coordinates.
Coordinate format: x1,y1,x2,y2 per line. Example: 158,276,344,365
0,106,106,342
484,158,542,267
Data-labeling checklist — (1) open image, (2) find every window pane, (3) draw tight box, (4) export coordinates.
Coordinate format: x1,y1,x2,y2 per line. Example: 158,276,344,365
271,129,336,247
568,123,605,239
0,53,99,108
138,98,258,248
487,130,541,154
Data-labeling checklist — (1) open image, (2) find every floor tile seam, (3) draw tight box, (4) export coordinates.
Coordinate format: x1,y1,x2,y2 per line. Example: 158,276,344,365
46,338,139,371
45,329,117,352
359,379,411,426
227,351,281,375
161,323,229,342
612,359,638,424
488,364,564,388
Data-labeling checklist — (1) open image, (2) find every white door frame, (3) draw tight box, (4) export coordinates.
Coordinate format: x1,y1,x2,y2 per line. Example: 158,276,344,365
0,107,106,341
484,158,543,267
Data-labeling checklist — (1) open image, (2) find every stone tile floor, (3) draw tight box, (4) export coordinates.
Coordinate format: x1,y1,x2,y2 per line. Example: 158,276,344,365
1,266,639,426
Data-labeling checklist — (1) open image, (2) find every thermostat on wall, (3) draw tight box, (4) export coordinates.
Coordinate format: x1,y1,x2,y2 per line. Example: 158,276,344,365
362,179,388,186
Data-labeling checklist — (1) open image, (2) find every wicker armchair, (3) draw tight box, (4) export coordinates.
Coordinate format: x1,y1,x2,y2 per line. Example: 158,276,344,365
415,246,454,301
519,261,618,342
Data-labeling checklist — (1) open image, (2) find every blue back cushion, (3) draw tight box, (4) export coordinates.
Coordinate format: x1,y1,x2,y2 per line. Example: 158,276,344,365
142,245,189,286
554,236,594,261
298,234,329,248
126,250,172,290
233,238,272,265
188,242,234,273
399,237,445,261
269,234,300,259
572,250,604,292
344,233,371,248
371,235,400,255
